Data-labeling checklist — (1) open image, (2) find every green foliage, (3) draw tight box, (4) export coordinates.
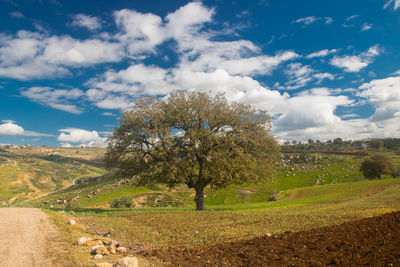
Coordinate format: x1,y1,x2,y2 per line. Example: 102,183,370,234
106,91,279,210
360,154,395,179
110,195,133,208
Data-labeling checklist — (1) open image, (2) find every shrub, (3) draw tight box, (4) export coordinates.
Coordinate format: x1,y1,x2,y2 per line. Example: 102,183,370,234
110,195,132,208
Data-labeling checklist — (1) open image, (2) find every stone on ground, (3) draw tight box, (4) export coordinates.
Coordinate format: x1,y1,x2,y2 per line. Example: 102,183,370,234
67,218,76,225
115,256,139,267
116,247,127,254
76,236,93,245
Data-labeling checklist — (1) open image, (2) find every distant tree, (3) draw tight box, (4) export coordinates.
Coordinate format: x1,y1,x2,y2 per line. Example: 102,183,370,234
359,154,395,179
308,139,314,144
333,137,343,145
105,91,280,210
369,139,384,150
292,140,297,145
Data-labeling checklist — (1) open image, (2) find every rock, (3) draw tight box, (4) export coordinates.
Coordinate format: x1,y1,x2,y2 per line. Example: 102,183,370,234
108,243,116,254
266,233,272,237
93,263,113,267
76,236,93,245
86,239,104,247
116,247,127,254
67,219,76,225
91,245,110,255
115,257,139,267
93,254,103,259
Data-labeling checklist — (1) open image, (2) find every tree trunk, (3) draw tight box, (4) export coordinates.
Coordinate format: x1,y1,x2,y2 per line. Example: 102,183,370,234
194,184,206,210
194,159,206,210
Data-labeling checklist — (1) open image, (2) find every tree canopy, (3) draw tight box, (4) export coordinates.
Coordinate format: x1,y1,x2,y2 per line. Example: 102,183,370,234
105,91,280,210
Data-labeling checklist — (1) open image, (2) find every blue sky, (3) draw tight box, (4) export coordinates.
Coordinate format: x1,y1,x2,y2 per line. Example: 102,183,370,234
0,0,399,147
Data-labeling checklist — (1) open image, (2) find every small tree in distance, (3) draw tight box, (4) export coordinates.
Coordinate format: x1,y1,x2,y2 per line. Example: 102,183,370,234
359,154,395,179
105,91,280,210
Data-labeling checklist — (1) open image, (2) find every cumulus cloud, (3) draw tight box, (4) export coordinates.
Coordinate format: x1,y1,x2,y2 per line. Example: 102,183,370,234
0,122,24,135
357,75,400,122
330,45,381,72
57,128,107,147
21,87,84,114
306,49,337,59
0,31,123,80
70,14,101,31
273,88,353,132
0,121,52,136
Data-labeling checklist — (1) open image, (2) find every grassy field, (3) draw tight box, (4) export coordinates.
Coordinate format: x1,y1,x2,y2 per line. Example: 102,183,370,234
47,178,400,266
27,152,370,210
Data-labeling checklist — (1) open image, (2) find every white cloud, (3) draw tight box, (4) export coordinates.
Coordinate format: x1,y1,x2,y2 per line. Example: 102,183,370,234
293,16,333,26
384,0,400,10
314,73,335,84
0,121,52,136
330,45,381,72
274,88,353,132
60,142,73,148
0,122,24,135
70,14,101,31
284,63,314,90
306,49,337,59
330,56,368,72
357,76,400,122
0,31,123,80
58,128,107,147
9,11,24,18
346,14,359,21
21,87,84,114
361,23,373,31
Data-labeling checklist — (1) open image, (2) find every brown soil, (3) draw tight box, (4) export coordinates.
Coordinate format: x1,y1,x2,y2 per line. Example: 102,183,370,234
149,211,400,266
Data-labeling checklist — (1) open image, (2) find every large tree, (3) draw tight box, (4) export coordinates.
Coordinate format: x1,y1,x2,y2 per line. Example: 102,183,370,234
105,91,279,210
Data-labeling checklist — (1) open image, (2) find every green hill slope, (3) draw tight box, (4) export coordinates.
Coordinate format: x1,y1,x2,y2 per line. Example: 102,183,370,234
0,146,106,206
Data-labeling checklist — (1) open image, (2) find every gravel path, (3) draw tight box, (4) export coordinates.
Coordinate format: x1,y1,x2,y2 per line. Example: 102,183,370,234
0,208,55,267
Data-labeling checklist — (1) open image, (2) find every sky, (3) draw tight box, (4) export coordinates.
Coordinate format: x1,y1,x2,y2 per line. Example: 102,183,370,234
0,0,399,147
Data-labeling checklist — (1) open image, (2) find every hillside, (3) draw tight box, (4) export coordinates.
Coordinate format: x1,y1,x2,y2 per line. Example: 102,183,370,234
0,146,106,206
2,146,398,211
23,148,389,210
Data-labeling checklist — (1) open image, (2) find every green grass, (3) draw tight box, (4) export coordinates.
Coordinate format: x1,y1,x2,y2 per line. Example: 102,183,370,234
54,178,400,252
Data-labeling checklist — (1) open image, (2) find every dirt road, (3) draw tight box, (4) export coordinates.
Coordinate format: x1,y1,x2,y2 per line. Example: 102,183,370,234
0,208,55,267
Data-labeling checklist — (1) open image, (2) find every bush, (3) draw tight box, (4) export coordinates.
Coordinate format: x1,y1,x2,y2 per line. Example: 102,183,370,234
110,195,132,208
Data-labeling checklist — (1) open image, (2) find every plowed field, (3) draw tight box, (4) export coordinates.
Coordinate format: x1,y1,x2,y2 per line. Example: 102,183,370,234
150,211,400,266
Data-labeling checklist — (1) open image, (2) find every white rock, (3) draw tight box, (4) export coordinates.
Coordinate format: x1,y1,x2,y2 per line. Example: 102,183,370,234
93,254,103,259
76,236,93,245
114,257,139,267
67,219,76,225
